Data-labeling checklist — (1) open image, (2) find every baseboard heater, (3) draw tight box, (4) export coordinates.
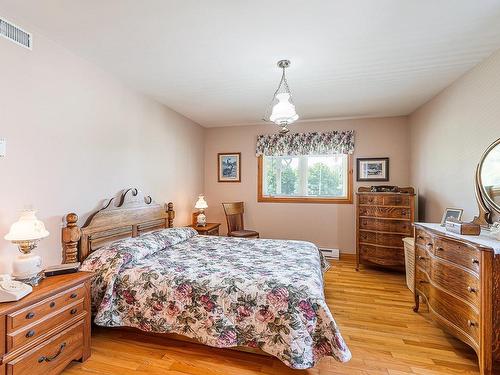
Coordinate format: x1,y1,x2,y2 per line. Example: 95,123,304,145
319,247,339,260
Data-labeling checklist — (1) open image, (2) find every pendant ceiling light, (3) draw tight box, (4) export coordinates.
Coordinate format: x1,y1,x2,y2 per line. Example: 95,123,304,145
265,59,299,134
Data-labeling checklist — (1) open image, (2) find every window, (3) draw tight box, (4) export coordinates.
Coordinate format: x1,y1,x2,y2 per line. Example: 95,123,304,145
258,154,352,203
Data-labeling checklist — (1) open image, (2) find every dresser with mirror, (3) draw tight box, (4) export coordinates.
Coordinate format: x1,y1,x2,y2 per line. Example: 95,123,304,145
413,137,500,375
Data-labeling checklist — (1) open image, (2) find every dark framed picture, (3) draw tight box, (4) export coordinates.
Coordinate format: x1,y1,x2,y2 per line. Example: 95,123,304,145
440,207,463,226
218,152,241,182
357,157,389,181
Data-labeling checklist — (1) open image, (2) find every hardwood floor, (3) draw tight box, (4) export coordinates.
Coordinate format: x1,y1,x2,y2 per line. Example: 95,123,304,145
64,255,480,375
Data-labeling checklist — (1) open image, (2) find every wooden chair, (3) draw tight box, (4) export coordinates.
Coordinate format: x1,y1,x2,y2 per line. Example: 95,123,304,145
222,202,259,238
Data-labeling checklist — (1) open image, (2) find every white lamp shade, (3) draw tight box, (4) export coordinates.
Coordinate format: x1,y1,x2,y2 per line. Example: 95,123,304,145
4,210,49,242
269,93,299,125
195,195,208,210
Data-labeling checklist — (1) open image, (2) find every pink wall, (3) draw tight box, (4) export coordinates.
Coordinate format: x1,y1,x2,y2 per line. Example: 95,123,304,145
409,49,500,223
204,117,410,253
0,21,204,272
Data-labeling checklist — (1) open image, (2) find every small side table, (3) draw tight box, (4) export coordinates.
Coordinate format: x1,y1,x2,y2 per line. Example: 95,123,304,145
188,223,221,236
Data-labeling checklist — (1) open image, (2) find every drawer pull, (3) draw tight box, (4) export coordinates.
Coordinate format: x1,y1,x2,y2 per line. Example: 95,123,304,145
419,280,429,284
417,235,424,240
70,308,78,315
426,243,433,249
467,320,478,327
418,256,426,260
401,210,407,216
38,342,66,363
435,246,444,251
50,302,56,308
26,312,35,319
70,293,78,299
467,286,478,293
472,258,480,265
26,330,35,338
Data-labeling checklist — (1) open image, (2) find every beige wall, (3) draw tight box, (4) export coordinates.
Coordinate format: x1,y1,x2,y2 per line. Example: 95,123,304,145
204,117,410,253
409,49,500,223
0,22,204,272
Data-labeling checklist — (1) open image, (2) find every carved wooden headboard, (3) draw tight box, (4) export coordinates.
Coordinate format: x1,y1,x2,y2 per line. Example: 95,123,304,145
62,188,175,263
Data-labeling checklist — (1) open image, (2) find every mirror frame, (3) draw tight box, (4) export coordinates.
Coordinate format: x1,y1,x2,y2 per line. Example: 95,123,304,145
473,137,500,226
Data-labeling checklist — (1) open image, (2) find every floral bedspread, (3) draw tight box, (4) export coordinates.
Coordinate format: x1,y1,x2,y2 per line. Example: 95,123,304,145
80,227,351,369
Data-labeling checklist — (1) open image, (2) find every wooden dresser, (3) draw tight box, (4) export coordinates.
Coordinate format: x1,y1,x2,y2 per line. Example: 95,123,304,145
0,272,92,375
356,187,415,270
414,223,500,375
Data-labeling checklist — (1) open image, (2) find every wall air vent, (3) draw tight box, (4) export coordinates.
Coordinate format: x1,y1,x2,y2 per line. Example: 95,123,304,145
0,17,32,49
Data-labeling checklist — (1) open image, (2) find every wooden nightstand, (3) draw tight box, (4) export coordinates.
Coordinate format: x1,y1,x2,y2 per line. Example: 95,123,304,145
0,272,93,375
188,223,221,236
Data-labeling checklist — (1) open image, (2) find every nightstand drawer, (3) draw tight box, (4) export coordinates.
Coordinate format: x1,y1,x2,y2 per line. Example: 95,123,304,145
6,320,84,375
206,227,219,236
7,284,86,332
7,301,85,352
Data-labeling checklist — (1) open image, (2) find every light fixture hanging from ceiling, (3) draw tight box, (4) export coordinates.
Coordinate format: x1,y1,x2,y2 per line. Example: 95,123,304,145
265,59,299,134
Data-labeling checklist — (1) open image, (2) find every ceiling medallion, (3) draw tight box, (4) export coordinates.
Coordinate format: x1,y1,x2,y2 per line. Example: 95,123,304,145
264,59,299,134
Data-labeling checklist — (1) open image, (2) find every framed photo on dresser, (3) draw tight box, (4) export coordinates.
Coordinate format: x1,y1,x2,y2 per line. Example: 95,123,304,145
356,157,389,181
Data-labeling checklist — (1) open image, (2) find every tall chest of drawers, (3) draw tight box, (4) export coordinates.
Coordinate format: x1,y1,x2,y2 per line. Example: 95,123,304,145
356,187,415,270
0,272,92,375
413,223,500,375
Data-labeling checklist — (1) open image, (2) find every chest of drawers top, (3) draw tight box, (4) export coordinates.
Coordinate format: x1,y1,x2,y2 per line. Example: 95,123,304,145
0,273,92,317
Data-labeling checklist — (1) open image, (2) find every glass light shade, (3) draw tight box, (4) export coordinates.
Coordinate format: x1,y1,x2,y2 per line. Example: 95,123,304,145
195,195,208,210
269,93,299,125
4,210,49,242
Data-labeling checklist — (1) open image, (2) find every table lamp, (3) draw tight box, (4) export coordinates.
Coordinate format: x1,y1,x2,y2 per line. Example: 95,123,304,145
195,195,208,227
4,210,49,286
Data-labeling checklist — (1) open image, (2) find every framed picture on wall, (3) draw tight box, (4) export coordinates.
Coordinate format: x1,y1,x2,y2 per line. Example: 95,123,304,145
218,152,241,182
356,157,389,181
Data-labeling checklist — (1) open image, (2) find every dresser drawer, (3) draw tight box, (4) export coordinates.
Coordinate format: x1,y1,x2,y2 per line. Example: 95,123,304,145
359,231,407,247
415,246,431,274
359,244,405,267
433,237,481,274
415,229,433,248
415,266,430,296
7,301,85,352
358,195,383,205
5,321,84,375
430,258,480,308
359,218,412,234
358,206,410,219
382,195,410,206
427,285,480,345
7,284,86,333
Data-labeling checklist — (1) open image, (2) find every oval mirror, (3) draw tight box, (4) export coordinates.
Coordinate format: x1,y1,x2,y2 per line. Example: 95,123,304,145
479,138,500,214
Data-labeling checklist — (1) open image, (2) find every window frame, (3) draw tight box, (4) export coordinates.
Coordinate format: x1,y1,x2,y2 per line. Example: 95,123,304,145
257,154,353,204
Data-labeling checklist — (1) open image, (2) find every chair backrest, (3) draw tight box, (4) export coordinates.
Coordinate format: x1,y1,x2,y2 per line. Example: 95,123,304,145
222,202,245,233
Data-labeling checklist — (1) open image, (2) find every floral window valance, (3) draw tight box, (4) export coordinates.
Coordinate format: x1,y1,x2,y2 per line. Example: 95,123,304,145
255,130,355,156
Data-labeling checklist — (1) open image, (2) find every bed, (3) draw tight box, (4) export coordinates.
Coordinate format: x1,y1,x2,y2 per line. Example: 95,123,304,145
62,188,351,369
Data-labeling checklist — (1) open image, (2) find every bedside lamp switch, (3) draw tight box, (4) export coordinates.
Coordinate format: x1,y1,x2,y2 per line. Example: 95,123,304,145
0,138,5,157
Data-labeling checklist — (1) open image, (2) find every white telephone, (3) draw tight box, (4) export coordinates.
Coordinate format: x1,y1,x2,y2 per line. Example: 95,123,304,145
0,274,32,302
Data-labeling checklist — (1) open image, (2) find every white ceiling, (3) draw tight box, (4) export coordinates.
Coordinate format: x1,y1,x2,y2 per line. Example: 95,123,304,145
3,0,500,127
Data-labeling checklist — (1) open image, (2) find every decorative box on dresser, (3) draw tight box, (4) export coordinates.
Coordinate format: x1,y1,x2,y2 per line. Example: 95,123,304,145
356,187,415,270
413,223,500,375
0,272,92,375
